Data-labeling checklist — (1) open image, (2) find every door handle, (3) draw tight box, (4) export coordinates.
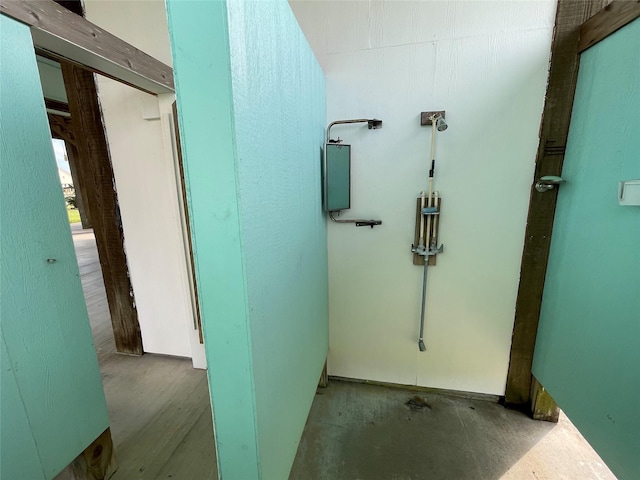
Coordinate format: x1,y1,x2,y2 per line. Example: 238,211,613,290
535,175,565,193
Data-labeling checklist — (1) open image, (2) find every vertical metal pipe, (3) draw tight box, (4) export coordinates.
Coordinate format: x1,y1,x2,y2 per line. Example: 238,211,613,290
431,192,441,248
418,191,426,248
418,259,429,352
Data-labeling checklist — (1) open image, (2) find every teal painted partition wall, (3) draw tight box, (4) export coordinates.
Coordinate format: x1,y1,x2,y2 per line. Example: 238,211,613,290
532,19,640,480
166,1,328,479
0,15,109,479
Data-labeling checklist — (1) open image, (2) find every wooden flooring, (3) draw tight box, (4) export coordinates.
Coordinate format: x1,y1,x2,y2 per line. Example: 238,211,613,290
72,224,217,480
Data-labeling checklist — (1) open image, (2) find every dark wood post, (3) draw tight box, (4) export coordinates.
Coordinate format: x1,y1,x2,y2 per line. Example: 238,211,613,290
61,62,143,355
504,0,608,413
64,140,92,229
54,428,117,480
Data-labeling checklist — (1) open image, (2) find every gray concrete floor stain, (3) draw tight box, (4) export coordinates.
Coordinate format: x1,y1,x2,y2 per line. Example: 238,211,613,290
290,380,615,480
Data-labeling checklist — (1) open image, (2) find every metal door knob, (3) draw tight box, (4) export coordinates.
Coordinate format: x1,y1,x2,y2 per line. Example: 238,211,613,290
535,175,565,193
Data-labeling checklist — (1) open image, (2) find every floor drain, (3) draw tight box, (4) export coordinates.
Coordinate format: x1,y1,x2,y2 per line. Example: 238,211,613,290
405,395,431,412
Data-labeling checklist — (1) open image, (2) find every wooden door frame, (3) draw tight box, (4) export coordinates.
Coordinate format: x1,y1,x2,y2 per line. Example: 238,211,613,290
1,0,177,354
46,107,92,228
504,0,640,415
61,60,145,355
0,0,173,94
44,56,143,355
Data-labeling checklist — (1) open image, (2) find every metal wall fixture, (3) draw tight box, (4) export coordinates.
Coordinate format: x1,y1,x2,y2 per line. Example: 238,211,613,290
412,111,447,352
535,175,565,192
323,118,383,228
618,179,640,206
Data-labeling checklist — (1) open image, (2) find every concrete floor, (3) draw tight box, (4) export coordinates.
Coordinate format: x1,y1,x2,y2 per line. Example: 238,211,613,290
291,380,615,480
72,223,615,480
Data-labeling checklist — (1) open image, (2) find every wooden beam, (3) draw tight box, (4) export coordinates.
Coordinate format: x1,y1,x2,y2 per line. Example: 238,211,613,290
65,140,92,229
53,0,82,16
318,360,328,388
54,428,117,480
530,376,560,423
46,100,92,229
48,113,75,145
504,0,608,410
45,97,70,115
579,0,640,52
51,2,88,231
61,61,143,355
0,0,174,95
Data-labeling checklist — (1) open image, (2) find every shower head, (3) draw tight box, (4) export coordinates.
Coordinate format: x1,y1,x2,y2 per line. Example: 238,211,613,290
420,111,447,130
435,116,448,132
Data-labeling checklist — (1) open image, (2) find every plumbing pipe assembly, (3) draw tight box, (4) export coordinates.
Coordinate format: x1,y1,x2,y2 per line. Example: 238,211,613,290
412,111,447,351
323,118,383,228
326,118,382,142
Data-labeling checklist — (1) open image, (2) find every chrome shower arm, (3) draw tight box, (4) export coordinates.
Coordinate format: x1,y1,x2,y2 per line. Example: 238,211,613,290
326,118,382,142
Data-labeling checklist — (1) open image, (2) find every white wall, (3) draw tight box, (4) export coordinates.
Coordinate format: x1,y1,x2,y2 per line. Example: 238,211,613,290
84,0,205,366
290,0,556,395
